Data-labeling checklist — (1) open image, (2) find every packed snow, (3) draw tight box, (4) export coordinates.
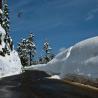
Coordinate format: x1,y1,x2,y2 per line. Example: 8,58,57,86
0,24,6,50
0,24,22,78
0,50,22,78
26,36,98,79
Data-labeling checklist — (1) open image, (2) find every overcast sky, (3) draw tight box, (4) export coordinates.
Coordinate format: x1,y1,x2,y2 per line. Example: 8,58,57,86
8,0,98,56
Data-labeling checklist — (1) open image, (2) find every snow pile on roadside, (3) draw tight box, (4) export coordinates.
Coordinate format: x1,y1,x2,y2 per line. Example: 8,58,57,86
0,23,22,78
26,36,98,79
0,50,22,78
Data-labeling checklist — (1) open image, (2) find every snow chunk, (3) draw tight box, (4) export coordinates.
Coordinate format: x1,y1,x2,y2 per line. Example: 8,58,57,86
48,75,61,79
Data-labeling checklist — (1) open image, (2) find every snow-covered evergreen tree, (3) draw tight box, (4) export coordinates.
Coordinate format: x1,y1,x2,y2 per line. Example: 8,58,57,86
43,40,54,63
17,33,55,66
2,0,10,34
17,39,28,66
26,33,36,65
43,40,51,54
17,33,36,66
0,8,6,56
1,0,13,52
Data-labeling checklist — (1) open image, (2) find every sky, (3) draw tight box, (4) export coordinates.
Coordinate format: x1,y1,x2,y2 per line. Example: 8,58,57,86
8,0,98,56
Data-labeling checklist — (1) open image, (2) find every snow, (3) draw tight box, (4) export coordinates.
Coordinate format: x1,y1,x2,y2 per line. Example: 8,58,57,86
26,36,98,79
48,75,60,79
0,50,22,78
0,24,6,49
0,24,22,78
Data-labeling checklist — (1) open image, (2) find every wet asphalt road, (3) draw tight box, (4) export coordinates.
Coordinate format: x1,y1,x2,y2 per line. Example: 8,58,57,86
0,70,98,98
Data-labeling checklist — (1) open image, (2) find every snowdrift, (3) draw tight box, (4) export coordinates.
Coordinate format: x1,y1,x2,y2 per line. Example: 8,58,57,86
26,36,98,79
0,23,22,78
0,50,22,78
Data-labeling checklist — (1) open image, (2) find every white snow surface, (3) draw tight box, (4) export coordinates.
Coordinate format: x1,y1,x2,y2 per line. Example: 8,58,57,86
26,36,98,79
0,24,6,49
48,75,61,79
0,24,22,78
0,50,22,78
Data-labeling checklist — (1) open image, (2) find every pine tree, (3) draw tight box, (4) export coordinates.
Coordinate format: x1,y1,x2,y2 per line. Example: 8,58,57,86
2,0,13,53
2,0,10,35
26,33,36,65
43,40,51,54
43,40,54,63
17,33,37,66
17,39,28,66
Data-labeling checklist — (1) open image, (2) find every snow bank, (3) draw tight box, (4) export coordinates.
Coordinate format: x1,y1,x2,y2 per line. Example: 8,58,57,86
60,36,98,79
0,24,22,78
0,50,22,78
26,36,98,79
